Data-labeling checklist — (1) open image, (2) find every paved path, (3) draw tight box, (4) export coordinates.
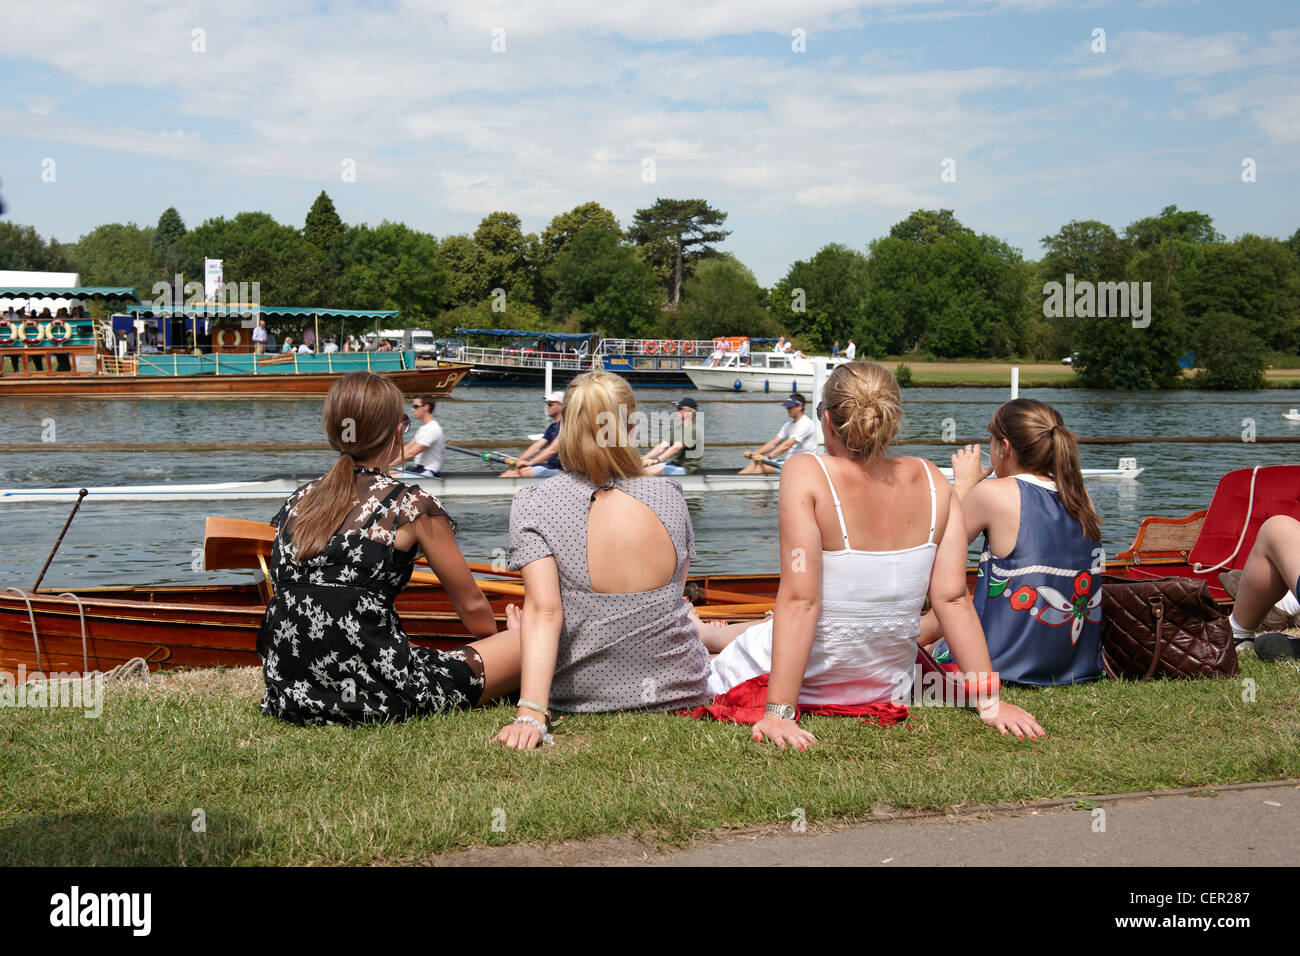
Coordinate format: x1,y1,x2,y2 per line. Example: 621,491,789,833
654,781,1300,866
434,780,1300,866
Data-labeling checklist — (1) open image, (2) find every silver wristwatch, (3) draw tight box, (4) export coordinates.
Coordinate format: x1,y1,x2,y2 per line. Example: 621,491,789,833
765,703,797,721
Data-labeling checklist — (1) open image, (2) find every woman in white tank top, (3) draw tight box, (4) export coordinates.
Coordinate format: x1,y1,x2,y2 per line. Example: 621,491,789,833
707,362,1046,748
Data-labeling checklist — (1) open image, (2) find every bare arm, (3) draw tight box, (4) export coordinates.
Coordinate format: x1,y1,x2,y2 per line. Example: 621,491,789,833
927,486,1044,738
407,515,496,638
753,456,821,748
495,557,563,749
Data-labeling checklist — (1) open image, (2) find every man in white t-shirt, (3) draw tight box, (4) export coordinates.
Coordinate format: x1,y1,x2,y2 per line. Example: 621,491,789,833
252,320,268,354
739,392,817,474
844,340,856,361
393,394,445,476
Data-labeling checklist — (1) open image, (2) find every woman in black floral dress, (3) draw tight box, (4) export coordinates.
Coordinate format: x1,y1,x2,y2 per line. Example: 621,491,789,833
257,372,521,724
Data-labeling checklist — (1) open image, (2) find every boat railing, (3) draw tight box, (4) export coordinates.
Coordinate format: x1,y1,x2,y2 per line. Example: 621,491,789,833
455,345,595,370
596,338,717,357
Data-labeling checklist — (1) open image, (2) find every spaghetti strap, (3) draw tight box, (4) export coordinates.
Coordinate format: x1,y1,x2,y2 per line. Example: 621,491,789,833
916,458,938,544
811,455,851,550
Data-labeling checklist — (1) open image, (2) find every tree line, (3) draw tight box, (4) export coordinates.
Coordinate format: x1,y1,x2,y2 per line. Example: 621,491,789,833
3,194,1296,388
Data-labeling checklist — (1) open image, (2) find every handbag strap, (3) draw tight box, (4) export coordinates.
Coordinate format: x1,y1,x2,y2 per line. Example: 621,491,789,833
1143,595,1165,679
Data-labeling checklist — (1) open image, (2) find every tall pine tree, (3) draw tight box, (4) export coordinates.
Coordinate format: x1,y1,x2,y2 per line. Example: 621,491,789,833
304,191,344,249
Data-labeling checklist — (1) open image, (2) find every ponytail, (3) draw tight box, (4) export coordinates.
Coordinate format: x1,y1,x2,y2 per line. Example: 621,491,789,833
285,371,404,561
989,398,1101,542
1048,425,1101,541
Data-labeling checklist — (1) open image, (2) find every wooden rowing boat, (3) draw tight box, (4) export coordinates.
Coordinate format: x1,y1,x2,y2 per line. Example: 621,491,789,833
0,460,1144,504
0,512,1199,675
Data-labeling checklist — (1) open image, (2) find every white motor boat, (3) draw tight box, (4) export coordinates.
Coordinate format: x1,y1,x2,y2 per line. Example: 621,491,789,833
684,350,842,393
1284,408,1300,422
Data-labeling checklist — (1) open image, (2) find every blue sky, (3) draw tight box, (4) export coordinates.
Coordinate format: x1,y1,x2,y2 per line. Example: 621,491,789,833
2,0,1298,286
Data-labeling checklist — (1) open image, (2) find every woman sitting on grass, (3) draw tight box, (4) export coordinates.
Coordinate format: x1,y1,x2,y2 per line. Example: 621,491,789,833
704,361,1044,748
919,398,1104,686
1227,514,1300,661
258,371,520,725
495,371,725,749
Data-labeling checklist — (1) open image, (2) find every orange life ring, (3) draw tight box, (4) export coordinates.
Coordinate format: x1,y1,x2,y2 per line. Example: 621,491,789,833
644,339,659,354
662,340,677,354
216,326,240,349
0,320,15,345
682,340,696,355
20,320,44,344
46,319,71,343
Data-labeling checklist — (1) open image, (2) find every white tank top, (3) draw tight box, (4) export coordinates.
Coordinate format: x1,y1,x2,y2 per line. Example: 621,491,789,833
810,454,939,640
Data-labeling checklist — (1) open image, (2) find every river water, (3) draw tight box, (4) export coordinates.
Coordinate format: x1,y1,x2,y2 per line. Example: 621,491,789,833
1,386,1297,589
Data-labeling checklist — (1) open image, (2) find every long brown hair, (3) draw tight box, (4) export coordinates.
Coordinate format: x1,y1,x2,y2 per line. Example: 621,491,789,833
558,371,645,485
820,360,903,464
288,371,404,561
988,398,1101,541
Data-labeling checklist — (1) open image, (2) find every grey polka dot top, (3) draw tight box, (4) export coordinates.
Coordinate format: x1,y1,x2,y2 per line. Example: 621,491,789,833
508,471,711,713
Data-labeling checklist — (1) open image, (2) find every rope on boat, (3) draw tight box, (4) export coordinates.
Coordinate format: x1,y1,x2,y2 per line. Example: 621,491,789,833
3,587,43,672
1,588,148,684
1193,465,1260,575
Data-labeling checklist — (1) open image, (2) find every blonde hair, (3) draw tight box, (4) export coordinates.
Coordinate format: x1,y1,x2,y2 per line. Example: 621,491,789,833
557,371,646,485
288,372,404,561
819,360,903,463
989,398,1101,541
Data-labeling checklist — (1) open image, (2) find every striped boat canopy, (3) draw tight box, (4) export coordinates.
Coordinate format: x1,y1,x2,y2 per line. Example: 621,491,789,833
0,286,139,299
127,304,400,320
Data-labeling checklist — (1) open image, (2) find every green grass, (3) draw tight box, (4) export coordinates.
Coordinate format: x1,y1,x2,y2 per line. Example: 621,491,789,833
1,657,1297,865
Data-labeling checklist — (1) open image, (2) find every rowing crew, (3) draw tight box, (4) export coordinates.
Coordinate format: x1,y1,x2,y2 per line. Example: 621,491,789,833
394,388,821,478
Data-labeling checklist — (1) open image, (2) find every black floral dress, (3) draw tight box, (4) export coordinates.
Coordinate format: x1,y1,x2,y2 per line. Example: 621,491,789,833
257,467,485,725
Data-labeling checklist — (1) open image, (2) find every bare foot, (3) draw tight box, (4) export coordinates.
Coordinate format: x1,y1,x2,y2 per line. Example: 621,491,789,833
505,603,521,630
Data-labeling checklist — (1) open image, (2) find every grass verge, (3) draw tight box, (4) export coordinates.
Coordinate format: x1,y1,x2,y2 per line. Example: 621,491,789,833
2,653,1297,865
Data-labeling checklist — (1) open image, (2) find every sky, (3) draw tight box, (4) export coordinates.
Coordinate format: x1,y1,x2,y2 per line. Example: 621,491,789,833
2,0,1298,287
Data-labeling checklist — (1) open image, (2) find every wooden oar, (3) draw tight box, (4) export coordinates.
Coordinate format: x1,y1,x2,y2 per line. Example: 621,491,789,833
743,452,784,469
446,444,518,467
32,488,88,592
204,516,275,571
410,569,525,597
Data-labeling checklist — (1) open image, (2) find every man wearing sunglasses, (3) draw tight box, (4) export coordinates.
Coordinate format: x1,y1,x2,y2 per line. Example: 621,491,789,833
500,391,564,478
393,394,444,476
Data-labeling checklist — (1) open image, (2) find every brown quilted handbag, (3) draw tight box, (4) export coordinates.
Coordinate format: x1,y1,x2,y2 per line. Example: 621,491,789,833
1100,575,1238,679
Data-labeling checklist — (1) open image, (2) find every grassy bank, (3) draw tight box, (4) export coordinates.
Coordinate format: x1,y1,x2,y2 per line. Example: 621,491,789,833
2,652,1297,865
880,360,1300,389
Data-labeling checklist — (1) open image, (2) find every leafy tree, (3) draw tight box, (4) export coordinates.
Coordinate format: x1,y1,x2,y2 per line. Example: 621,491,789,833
1181,236,1300,353
1125,204,1222,250
1072,247,1188,389
1039,220,1128,283
437,298,545,336
151,207,187,276
1194,312,1266,389
0,221,71,271
552,226,662,338
675,256,770,339
336,222,449,319
304,191,344,249
772,244,871,351
888,209,974,245
474,211,535,306
533,202,619,313
437,234,490,308
627,198,730,307
181,212,338,310
70,222,158,294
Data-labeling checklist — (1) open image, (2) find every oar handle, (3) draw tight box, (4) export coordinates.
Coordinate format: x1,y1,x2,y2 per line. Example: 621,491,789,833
743,452,783,469
446,444,517,467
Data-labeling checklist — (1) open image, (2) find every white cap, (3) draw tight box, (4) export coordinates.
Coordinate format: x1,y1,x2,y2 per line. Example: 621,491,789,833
545,390,565,403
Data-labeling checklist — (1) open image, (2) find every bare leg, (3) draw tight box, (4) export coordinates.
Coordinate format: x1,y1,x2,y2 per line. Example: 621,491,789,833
467,628,521,703
697,619,754,653
1233,516,1300,630
917,608,942,648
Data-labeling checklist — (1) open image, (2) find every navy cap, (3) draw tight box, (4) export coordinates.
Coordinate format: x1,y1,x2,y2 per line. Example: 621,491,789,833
781,396,805,408
674,396,698,409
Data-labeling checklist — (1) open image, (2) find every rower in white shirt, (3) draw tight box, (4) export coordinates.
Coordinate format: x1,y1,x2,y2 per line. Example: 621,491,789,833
738,392,818,474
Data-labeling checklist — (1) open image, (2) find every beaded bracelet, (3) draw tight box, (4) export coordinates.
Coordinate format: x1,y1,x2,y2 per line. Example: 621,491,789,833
513,715,554,745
